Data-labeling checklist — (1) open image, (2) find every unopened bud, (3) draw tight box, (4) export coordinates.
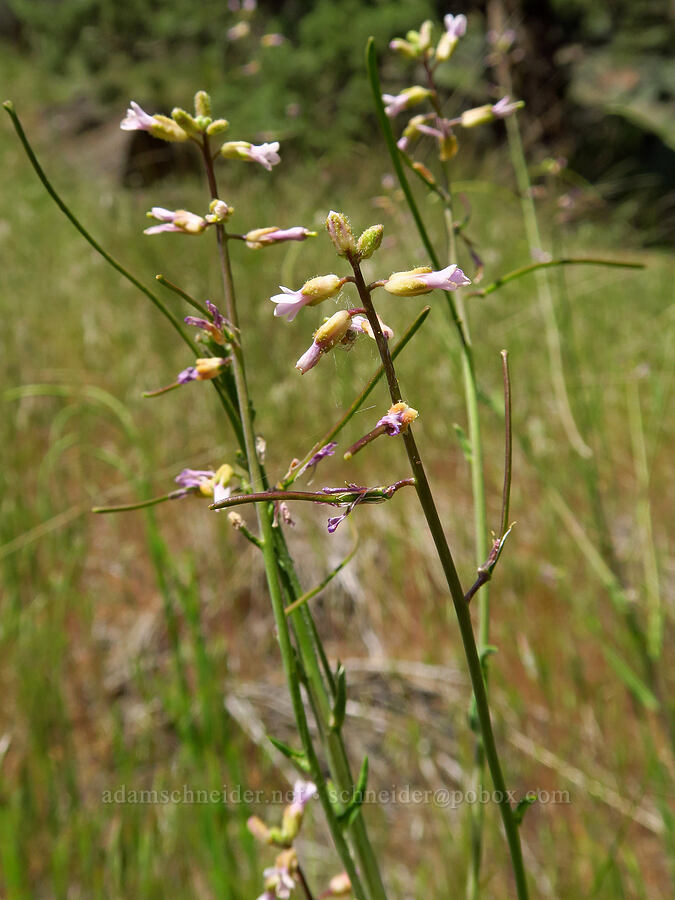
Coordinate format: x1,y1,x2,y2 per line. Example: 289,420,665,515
300,274,343,305
171,107,203,137
194,357,229,380
325,210,356,257
194,90,211,118
207,199,234,222
460,104,495,128
356,224,383,259
328,873,352,896
439,133,458,162
314,310,353,350
149,115,189,142
418,20,433,52
206,118,230,135
389,37,419,59
383,266,434,297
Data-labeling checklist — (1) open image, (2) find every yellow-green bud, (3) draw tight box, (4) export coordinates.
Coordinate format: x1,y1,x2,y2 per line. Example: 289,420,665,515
149,115,189,142
356,224,384,260
206,118,230,135
436,31,458,62
325,210,355,257
314,310,352,350
402,85,432,107
208,199,234,222
418,20,434,52
460,104,494,128
389,37,419,59
383,266,434,297
300,274,343,306
171,107,203,137
194,90,211,118
439,133,458,161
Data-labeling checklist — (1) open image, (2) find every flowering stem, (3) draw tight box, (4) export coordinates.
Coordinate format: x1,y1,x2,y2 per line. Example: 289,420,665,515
348,255,529,899
198,139,374,900
3,101,244,451
367,43,498,894
282,306,430,488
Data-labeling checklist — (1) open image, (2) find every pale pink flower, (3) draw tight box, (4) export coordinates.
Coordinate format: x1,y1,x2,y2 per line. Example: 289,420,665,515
220,140,281,171
270,274,343,322
443,13,467,39
491,96,522,118
383,263,471,296
244,226,314,248
120,101,155,132
144,207,207,235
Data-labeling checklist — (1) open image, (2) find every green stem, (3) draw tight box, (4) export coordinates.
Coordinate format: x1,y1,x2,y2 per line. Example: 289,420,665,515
3,101,244,451
200,139,371,900
471,257,644,298
368,38,500,895
349,255,529,899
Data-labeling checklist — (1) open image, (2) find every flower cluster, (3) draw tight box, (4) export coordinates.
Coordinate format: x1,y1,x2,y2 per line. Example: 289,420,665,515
249,781,320,898
385,14,523,164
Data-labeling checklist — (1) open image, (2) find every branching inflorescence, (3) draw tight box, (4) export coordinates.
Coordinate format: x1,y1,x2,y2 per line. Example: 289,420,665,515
5,9,547,899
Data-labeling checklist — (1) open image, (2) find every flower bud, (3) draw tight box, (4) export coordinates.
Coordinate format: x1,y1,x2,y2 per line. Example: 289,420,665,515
389,37,419,59
327,873,352,896
194,90,211,118
207,199,234,222
356,224,384,260
325,210,355,257
296,310,353,374
439,133,458,162
314,310,353,350
149,115,189,142
206,118,230,135
460,104,495,128
300,274,343,306
418,20,433,53
171,107,203,137
383,266,435,296
194,357,229,380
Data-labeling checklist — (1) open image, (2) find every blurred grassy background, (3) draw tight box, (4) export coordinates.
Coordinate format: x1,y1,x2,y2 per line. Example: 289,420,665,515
1,1,673,898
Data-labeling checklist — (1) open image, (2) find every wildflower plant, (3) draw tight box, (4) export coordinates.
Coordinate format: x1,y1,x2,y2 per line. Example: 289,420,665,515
3,8,645,900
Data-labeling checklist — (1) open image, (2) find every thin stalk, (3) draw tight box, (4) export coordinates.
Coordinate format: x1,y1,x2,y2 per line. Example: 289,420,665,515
284,523,358,616
470,257,644,298
199,139,372,900
3,101,244,451
424,55,493,899
368,40,498,894
349,256,529,899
